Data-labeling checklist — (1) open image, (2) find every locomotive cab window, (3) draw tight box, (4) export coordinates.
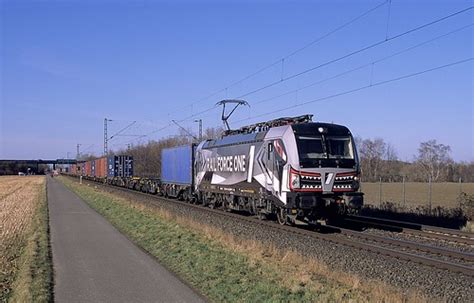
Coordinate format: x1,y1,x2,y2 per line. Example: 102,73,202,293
296,136,326,160
295,132,357,168
327,136,354,159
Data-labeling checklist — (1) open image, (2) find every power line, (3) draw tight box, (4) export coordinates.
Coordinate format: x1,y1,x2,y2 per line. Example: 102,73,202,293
125,122,174,144
125,104,219,145
172,120,198,140
233,57,472,124
123,106,218,144
165,1,389,115
174,21,472,126
174,105,219,123
251,23,473,107
125,5,472,146
81,144,95,154
385,0,392,40
236,6,473,99
109,121,136,140
227,0,389,89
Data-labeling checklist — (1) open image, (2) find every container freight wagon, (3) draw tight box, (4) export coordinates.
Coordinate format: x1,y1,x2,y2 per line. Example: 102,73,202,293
118,155,133,177
84,161,91,176
107,156,115,177
81,162,85,175
107,155,134,178
161,145,195,200
91,160,96,177
104,155,134,187
95,157,108,178
70,164,77,175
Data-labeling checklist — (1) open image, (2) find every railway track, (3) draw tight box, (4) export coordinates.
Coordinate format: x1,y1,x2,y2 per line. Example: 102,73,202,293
325,225,474,264
71,176,474,277
345,215,474,246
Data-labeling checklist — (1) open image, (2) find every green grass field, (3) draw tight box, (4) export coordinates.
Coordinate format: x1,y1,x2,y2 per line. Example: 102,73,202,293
361,182,474,208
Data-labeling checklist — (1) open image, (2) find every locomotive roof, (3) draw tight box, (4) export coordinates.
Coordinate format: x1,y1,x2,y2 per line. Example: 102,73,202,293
203,122,352,149
203,131,267,149
292,122,351,136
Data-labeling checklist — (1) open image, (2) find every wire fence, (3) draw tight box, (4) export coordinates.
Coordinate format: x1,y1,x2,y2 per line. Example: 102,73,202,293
360,177,473,210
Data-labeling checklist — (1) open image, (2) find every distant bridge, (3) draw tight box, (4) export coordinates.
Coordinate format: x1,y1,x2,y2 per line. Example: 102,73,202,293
0,159,78,174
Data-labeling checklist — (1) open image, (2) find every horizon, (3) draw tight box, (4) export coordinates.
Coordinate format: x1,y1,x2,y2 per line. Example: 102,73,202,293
1,0,473,161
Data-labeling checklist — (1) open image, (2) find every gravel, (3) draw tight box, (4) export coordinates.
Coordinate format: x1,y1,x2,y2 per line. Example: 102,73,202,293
89,182,474,302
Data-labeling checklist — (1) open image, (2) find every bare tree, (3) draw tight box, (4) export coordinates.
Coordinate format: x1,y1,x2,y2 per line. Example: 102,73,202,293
203,126,224,140
385,143,398,162
382,142,400,181
78,153,98,161
359,138,387,182
415,140,452,182
357,137,400,181
112,127,222,177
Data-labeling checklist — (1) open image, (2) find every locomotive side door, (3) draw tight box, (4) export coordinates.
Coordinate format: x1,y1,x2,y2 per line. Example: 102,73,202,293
265,142,278,195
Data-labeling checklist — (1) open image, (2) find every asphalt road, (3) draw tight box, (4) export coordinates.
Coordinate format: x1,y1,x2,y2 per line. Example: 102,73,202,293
48,177,206,303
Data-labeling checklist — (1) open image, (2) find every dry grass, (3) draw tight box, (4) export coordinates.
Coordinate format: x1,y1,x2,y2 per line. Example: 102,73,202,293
0,176,51,302
158,205,427,303
361,182,474,208
462,221,473,233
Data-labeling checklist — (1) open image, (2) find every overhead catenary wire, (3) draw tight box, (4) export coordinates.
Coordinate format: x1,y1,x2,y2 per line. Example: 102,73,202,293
233,57,473,124
385,0,393,40
235,6,473,99
173,21,473,126
81,144,95,154
171,120,198,140
123,5,472,147
108,121,137,140
110,118,180,145
250,23,473,107
165,0,389,116
175,106,219,123
123,105,220,144
125,122,175,144
224,0,390,89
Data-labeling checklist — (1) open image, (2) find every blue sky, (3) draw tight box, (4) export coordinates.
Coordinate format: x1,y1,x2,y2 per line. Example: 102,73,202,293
1,0,472,161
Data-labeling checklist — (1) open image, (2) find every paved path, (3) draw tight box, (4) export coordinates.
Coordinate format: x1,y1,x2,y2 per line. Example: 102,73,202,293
48,177,206,303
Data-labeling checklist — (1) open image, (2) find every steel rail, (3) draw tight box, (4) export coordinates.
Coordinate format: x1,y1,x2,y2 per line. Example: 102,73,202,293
325,225,474,262
346,215,474,246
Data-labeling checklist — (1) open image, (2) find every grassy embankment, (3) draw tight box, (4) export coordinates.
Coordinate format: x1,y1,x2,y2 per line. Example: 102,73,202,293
59,176,424,303
0,176,52,302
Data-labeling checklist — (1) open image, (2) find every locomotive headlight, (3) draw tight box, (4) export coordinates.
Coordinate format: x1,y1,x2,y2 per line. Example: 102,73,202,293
353,175,359,181
318,127,324,133
290,172,300,189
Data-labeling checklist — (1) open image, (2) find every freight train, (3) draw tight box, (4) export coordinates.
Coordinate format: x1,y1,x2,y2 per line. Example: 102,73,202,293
68,115,363,225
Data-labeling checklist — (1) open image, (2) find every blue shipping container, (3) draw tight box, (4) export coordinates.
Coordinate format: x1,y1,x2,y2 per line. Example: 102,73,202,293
106,155,134,177
161,145,194,185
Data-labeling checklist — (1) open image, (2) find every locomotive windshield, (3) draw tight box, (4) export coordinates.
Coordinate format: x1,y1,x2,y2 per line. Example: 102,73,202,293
296,135,355,167
326,136,354,159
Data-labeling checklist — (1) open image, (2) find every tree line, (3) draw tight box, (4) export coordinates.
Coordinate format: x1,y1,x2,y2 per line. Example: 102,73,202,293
101,129,472,183
111,127,223,177
356,138,474,183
